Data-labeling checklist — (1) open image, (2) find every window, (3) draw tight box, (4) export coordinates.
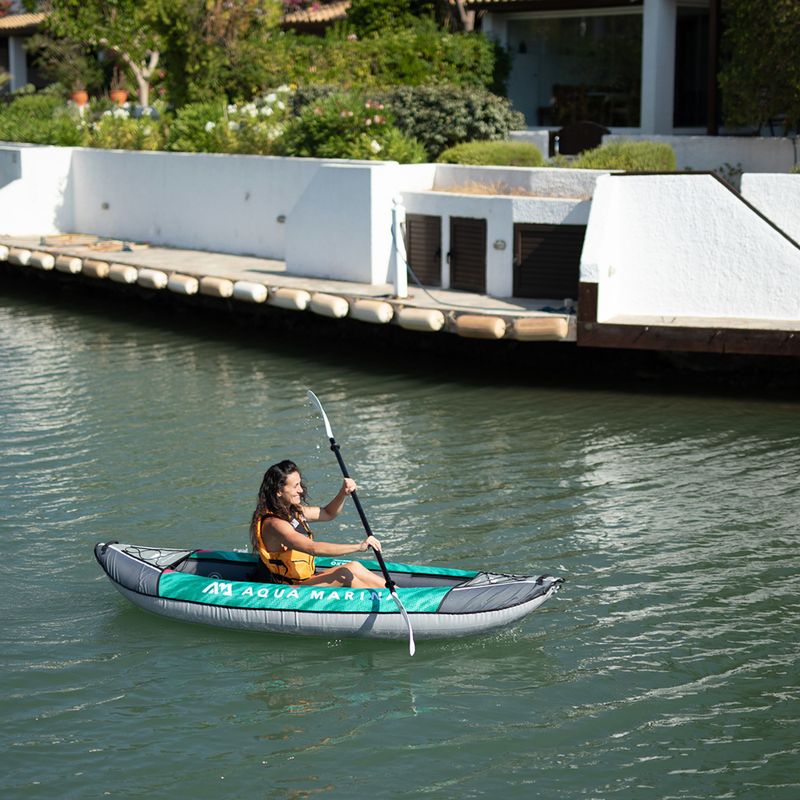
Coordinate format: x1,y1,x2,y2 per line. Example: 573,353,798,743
507,12,642,128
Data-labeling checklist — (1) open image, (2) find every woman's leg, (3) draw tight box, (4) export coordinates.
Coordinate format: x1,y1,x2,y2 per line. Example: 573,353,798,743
304,560,385,589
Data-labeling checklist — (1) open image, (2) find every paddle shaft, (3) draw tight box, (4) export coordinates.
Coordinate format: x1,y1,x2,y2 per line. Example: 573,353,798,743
329,440,397,592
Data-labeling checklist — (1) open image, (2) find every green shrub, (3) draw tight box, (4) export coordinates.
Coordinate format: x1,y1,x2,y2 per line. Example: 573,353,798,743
0,94,86,146
166,90,293,154
437,140,544,167
790,163,800,174
278,92,425,163
572,140,677,171
165,101,227,152
378,85,525,160
88,108,166,151
346,0,436,35
247,24,498,95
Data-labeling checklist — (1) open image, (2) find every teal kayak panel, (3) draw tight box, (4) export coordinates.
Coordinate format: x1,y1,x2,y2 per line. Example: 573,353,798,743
316,557,478,579
159,571,451,614
188,550,478,579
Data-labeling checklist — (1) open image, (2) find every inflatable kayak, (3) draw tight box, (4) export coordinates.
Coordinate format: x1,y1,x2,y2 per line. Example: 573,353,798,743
94,542,563,641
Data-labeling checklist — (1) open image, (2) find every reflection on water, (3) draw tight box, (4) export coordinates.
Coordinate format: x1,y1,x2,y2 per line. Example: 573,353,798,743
1,293,799,799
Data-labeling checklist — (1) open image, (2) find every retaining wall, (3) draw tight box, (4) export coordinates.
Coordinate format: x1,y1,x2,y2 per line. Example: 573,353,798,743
581,173,800,324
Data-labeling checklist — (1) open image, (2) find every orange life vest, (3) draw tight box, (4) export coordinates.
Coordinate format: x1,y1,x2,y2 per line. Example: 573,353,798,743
254,509,315,583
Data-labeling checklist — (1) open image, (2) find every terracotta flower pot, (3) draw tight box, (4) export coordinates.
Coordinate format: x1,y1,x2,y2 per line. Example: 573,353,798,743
71,90,89,107
109,89,128,106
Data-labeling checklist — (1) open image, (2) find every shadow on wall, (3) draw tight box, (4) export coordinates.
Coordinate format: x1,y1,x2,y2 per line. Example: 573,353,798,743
0,148,22,189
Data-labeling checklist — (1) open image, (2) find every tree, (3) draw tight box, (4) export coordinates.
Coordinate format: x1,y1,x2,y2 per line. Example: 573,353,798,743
33,0,161,106
147,0,281,106
719,0,800,134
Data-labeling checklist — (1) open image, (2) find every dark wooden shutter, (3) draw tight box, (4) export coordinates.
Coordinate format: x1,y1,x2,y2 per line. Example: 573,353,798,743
449,217,486,293
405,214,442,287
513,224,586,299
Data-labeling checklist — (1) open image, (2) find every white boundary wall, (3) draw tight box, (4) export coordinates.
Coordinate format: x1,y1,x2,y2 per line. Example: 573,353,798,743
741,174,800,244
0,144,74,233
0,144,400,284
581,174,800,324
604,134,798,174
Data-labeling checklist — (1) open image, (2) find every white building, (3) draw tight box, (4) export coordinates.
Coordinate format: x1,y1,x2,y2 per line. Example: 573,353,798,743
471,0,722,136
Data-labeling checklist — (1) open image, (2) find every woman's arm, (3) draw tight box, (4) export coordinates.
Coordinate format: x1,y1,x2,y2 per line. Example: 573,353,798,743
262,516,380,557
304,478,357,522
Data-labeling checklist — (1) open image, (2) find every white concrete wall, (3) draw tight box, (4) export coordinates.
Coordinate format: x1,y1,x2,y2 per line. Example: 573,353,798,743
0,144,401,284
0,144,74,234
431,165,608,199
508,130,551,157
581,174,800,323
741,174,800,244
604,133,798,174
286,162,397,284
70,149,330,260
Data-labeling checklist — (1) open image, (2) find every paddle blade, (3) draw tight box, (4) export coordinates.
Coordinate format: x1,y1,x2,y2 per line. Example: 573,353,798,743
307,390,334,440
390,590,416,656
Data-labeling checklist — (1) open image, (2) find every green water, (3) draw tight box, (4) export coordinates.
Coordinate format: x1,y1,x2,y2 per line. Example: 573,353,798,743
1,293,799,800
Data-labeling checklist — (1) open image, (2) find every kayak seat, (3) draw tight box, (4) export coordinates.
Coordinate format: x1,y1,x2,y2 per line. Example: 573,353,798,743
247,560,278,584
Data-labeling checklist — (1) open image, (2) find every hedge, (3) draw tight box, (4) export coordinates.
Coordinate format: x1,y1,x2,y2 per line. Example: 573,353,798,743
437,140,544,167
572,141,677,171
226,24,500,99
377,85,526,160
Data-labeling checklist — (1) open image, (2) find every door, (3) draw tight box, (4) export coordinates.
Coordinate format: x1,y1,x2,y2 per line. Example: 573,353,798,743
513,224,586,300
449,217,486,294
405,214,442,287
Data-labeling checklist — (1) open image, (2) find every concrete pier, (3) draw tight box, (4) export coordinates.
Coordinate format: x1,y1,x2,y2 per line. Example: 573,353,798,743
0,234,575,344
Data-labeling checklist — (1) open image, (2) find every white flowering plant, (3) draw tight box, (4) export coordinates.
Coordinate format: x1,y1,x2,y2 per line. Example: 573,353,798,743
166,87,294,154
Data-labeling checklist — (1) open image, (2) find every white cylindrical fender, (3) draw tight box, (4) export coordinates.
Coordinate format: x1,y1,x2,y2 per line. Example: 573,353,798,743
267,287,311,311
232,281,268,303
396,307,446,332
137,268,168,290
350,299,394,324
0,244,9,261
199,276,234,298
82,259,110,279
8,248,32,266
453,314,507,340
109,263,138,284
512,317,570,341
55,255,82,274
168,274,199,295
30,251,56,270
310,293,349,319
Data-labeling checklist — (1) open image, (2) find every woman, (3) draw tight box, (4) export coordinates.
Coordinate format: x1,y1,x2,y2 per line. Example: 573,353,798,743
250,460,385,588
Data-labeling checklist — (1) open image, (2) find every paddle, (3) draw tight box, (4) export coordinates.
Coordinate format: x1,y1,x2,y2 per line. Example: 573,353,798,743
307,390,416,656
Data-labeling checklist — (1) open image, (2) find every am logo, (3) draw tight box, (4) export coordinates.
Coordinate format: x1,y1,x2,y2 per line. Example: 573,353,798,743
201,581,233,596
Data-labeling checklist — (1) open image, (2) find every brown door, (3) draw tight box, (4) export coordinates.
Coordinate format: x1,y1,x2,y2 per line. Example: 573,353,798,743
449,217,486,293
405,214,442,287
513,224,586,299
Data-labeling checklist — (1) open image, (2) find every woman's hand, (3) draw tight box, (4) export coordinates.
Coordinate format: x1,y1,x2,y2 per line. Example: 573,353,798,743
360,535,381,552
342,478,357,495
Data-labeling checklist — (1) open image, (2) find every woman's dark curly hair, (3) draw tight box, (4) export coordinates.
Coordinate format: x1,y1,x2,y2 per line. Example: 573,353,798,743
250,460,308,551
